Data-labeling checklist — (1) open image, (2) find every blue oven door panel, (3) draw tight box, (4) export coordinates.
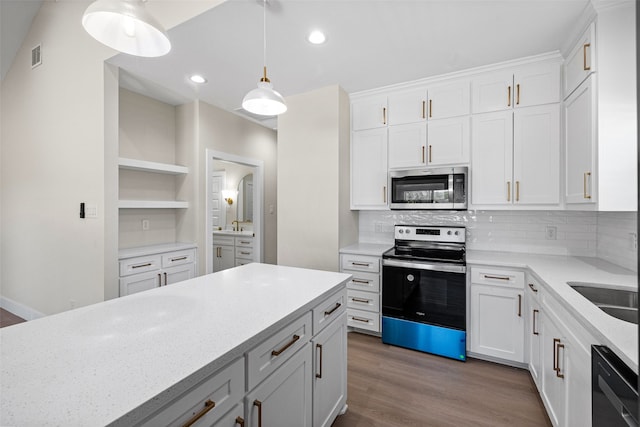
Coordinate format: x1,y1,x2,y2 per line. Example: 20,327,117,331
382,316,466,361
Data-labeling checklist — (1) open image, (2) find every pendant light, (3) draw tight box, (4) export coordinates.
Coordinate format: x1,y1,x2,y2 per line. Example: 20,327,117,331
242,0,287,116
82,0,171,57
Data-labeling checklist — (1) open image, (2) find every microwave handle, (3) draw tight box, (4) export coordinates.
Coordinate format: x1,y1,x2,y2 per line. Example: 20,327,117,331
448,174,454,204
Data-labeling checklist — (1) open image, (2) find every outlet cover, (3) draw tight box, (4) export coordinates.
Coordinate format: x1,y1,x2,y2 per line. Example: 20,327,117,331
142,219,150,230
545,226,557,240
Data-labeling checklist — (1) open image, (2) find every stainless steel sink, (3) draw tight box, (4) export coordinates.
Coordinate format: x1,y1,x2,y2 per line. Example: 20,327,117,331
568,282,638,324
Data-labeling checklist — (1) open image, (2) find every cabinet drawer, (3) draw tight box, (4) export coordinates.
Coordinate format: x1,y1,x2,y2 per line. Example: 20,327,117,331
235,259,252,267
346,271,380,293
162,249,196,268
235,237,253,248
347,290,380,313
213,236,235,246
139,357,244,427
340,254,379,273
235,247,254,260
347,308,380,332
247,312,312,390
312,288,347,335
470,267,524,289
526,274,543,303
119,255,161,277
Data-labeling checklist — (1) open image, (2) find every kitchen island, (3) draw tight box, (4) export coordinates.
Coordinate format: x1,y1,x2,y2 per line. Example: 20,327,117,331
1,263,350,426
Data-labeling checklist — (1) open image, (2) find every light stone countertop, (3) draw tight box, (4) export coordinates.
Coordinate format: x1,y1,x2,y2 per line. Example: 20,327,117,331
467,250,637,372
118,242,197,259
0,264,350,426
212,230,255,237
339,243,393,257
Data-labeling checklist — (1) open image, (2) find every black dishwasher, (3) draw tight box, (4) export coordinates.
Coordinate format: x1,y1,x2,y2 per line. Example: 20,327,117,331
592,345,638,427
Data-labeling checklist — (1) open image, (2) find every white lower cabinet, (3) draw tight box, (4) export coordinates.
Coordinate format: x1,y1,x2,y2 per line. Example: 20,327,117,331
213,236,236,272
469,267,525,363
214,403,245,427
525,276,542,389
246,343,313,427
340,253,382,334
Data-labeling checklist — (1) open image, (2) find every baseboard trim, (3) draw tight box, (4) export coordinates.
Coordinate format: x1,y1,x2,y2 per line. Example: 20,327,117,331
0,296,45,321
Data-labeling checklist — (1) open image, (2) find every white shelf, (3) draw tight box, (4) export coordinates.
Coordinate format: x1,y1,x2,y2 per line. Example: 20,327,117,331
118,158,188,175
118,200,189,209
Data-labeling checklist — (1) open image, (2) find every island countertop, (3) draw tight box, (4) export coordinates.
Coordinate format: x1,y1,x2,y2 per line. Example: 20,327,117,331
0,263,350,426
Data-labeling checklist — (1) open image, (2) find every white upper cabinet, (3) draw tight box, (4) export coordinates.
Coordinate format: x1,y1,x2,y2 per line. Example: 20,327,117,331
388,123,427,169
388,89,427,125
351,128,388,209
352,96,388,131
563,22,596,99
427,116,470,166
428,80,470,119
471,62,560,114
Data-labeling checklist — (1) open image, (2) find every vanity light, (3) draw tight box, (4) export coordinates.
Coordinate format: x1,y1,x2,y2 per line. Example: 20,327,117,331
222,190,238,206
307,30,326,45
190,74,207,84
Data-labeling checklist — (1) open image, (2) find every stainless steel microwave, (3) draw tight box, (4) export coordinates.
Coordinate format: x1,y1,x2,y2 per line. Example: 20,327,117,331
389,167,468,210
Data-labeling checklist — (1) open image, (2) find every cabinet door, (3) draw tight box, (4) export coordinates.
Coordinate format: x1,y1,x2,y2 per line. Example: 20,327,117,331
565,335,592,427
352,96,387,131
513,62,560,108
120,270,160,296
470,284,524,363
388,123,427,169
564,22,596,98
471,71,513,113
313,313,347,427
565,75,597,204
163,263,195,286
513,104,560,204
526,291,542,389
213,245,236,272
540,311,567,427
427,80,470,119
351,128,388,209
427,116,469,166
246,343,312,427
470,111,513,205
388,89,426,125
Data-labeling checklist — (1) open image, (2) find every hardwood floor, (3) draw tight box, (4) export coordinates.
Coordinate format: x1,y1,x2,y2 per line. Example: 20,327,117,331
0,308,26,328
332,332,552,427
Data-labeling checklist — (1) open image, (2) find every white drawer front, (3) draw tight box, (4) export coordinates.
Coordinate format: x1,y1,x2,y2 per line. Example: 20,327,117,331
119,255,161,277
471,267,525,289
140,357,245,427
347,308,380,332
213,236,235,246
235,247,254,260
235,259,252,267
340,254,380,273
346,271,380,293
235,237,253,248
247,312,312,390
161,249,196,268
312,288,347,335
347,290,380,313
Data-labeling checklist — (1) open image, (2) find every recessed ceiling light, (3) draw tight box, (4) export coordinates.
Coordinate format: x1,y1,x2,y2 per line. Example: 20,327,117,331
307,30,326,45
190,74,207,84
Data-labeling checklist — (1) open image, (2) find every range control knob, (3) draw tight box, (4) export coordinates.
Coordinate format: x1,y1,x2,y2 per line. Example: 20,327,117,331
398,229,404,234
405,229,411,234
454,231,460,236
447,230,452,235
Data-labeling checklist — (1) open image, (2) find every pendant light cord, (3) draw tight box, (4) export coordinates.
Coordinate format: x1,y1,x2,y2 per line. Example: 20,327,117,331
262,0,268,81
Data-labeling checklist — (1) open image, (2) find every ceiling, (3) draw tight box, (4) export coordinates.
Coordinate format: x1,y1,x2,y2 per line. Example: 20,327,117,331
4,1,591,128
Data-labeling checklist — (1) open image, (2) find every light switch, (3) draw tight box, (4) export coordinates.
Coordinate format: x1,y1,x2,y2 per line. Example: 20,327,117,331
85,204,98,218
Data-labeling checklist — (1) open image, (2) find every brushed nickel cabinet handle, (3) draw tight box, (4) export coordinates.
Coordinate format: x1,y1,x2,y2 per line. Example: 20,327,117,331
352,316,370,323
483,274,510,281
170,256,187,262
253,400,263,427
316,343,323,379
351,279,371,285
422,100,426,119
324,302,342,316
352,297,371,304
164,272,167,286
240,241,251,244
383,107,386,125
422,146,425,163
235,416,245,427
158,273,162,286
383,186,387,203
583,43,591,70
508,85,511,107
516,181,520,202
132,263,152,269
182,399,215,427
428,145,432,163
584,172,592,199
352,262,370,267
533,309,539,335
517,294,522,317
271,334,300,357
516,84,520,105
556,342,565,379
528,283,538,293
429,99,433,118
507,181,511,202
240,251,251,255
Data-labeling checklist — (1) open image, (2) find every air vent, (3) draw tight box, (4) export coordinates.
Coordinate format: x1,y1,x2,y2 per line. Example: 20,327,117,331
31,44,42,68
233,107,278,130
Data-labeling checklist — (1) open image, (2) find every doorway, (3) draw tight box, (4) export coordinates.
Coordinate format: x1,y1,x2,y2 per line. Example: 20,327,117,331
205,149,264,274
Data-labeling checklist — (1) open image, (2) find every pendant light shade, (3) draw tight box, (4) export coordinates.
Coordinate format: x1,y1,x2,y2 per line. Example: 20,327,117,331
82,0,171,57
242,0,287,116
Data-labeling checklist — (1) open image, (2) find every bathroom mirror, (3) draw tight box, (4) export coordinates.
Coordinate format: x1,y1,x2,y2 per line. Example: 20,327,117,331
237,173,253,222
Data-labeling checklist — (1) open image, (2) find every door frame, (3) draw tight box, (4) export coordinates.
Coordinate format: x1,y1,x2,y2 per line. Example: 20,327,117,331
205,149,264,274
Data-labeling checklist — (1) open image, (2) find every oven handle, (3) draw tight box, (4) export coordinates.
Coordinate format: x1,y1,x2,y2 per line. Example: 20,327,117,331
382,258,466,274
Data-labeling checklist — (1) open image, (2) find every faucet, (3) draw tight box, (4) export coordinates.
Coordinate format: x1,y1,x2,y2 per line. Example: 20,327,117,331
232,220,240,231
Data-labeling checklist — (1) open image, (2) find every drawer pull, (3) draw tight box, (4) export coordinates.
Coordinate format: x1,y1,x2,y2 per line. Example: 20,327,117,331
483,274,510,281
240,240,251,244
517,294,522,317
352,297,370,304
351,279,371,285
316,343,323,379
240,251,251,255
533,309,539,335
164,272,168,286
271,334,300,357
556,342,565,379
253,400,263,427
182,399,215,427
583,43,591,71
235,416,245,427
351,262,371,267
132,262,152,269
553,338,560,372
528,283,538,293
170,256,188,262
324,302,342,316
352,316,370,323
158,273,161,286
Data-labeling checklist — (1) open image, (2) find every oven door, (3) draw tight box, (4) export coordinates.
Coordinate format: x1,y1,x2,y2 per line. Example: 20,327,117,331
382,259,466,331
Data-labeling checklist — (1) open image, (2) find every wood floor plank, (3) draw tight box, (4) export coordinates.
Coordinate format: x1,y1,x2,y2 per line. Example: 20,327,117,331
0,308,26,328
332,332,551,427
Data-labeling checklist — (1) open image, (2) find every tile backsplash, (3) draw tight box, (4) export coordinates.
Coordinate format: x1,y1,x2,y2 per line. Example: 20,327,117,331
359,210,637,272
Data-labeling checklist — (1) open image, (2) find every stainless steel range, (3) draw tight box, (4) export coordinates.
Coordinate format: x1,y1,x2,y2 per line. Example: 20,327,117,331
382,225,467,361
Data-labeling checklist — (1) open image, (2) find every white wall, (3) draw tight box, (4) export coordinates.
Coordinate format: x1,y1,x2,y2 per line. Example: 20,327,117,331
277,85,358,271
597,211,637,272
0,1,221,317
